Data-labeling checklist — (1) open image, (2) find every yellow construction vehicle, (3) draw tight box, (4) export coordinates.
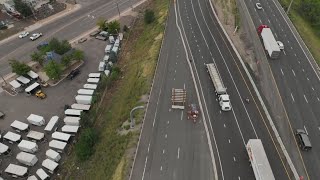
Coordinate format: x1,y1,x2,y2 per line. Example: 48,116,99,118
25,82,46,99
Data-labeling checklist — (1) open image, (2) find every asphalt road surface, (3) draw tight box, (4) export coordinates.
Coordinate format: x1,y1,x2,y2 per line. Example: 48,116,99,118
130,5,214,180
0,0,140,75
244,1,320,179
175,0,291,179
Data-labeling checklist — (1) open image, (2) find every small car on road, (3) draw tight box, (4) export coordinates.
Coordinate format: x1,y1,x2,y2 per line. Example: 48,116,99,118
296,129,312,151
19,31,29,38
277,41,284,50
256,3,262,10
30,33,42,41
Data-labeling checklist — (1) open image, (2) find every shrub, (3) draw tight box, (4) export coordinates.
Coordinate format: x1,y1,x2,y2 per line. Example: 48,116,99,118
9,59,31,76
30,52,44,66
44,61,63,80
76,128,98,161
107,20,120,34
144,9,155,24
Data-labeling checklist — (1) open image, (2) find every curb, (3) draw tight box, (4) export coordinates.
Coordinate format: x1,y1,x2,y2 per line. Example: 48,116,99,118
209,0,299,179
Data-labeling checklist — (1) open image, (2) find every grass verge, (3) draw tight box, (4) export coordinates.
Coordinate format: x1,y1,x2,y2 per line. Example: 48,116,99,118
58,0,169,179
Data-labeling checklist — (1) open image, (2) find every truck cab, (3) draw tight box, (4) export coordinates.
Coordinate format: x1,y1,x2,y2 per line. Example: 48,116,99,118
219,94,231,111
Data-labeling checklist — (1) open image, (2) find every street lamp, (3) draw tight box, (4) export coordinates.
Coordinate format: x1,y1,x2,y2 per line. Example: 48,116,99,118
116,3,121,17
130,106,144,128
286,0,294,14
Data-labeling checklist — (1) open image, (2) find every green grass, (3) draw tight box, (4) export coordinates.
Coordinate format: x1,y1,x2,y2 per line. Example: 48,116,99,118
278,0,320,64
58,0,169,179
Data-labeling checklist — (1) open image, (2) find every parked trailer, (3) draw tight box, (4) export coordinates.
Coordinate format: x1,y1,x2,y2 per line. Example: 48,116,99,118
18,140,38,153
5,164,28,178
88,73,101,78
65,109,83,117
247,139,275,180
62,125,79,135
27,175,38,180
3,131,22,143
27,70,39,80
36,168,50,180
16,152,38,166
206,63,231,111
46,149,61,162
87,77,100,83
0,142,11,155
52,132,71,142
257,25,280,59
77,89,94,96
27,130,45,142
17,76,30,85
27,114,45,126
44,116,59,134
83,83,97,90
42,159,58,174
9,80,22,90
75,95,92,105
11,120,30,133
71,103,91,111
49,140,67,153
64,116,80,126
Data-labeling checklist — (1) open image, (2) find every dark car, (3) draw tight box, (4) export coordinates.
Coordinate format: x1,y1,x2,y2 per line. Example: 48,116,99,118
90,30,101,37
78,38,87,43
95,35,107,41
67,69,80,80
296,129,312,151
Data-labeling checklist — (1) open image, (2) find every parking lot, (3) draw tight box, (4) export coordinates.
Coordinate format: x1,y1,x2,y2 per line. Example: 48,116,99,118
0,37,107,178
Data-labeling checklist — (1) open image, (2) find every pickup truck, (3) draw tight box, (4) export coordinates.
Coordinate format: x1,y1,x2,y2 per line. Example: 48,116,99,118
30,33,42,41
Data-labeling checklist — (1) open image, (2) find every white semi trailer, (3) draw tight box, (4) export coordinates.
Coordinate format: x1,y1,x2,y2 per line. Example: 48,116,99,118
246,139,275,180
206,63,231,111
257,25,281,59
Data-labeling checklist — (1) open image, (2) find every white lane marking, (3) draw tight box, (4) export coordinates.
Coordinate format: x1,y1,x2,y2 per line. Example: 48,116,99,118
202,56,204,59
233,156,236,162
294,53,297,57
292,69,296,76
302,69,304,72
175,70,176,73
238,177,241,180
291,46,293,50
223,124,226,128
283,50,286,55
304,94,309,103
259,19,262,24
141,156,148,180
169,108,171,112
160,166,162,171
318,97,320,101
291,93,295,102
174,78,175,81
177,147,180,159
167,120,170,124
197,44,199,47
147,143,150,153
163,149,165,154
180,111,183,120
165,134,167,139
318,127,320,131
184,83,185,89
228,139,231,143
298,61,300,64
268,19,271,24
152,86,162,128
280,68,284,76
307,77,309,81
312,87,314,91
304,126,309,135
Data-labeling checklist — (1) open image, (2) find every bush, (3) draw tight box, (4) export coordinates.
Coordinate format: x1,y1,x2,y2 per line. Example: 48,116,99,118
9,59,31,76
123,25,129,32
71,49,84,61
31,52,44,66
107,20,120,34
76,128,98,161
97,18,107,31
44,61,63,80
124,124,130,130
80,112,94,127
61,54,72,67
13,0,33,17
48,38,71,55
144,9,155,24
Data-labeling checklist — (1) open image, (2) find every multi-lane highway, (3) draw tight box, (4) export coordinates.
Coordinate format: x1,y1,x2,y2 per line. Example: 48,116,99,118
0,0,141,75
244,0,320,179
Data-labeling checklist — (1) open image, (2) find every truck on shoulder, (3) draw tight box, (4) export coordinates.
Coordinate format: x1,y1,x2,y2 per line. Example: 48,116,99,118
206,63,231,111
257,25,281,59
246,139,275,180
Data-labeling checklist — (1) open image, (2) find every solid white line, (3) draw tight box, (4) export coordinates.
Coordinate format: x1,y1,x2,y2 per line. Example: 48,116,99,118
147,143,150,153
280,68,284,76
238,176,241,180
298,61,300,64
180,111,183,120
292,69,296,76
291,93,295,102
304,126,309,135
304,94,309,103
177,147,180,159
184,83,186,89
141,156,148,180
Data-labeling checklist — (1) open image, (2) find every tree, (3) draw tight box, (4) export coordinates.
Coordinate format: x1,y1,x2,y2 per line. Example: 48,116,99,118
61,54,72,67
9,59,31,76
44,61,63,80
72,49,84,61
13,0,33,18
299,0,320,26
76,128,98,161
48,38,71,55
107,20,120,34
97,18,107,31
30,52,44,66
49,38,60,52
144,9,155,24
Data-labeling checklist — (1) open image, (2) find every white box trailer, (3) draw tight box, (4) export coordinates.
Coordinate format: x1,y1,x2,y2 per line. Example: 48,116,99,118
258,25,281,59
62,125,80,135
65,109,83,117
105,44,113,54
52,131,71,142
18,140,38,153
10,80,22,89
83,83,97,90
27,130,45,142
27,70,39,80
42,159,59,174
27,114,45,126
36,168,50,180
46,149,61,162
64,116,80,126
75,95,92,105
104,70,110,77
0,142,11,155
88,73,101,78
49,140,67,153
3,131,22,143
16,152,38,166
17,76,30,85
87,77,100,83
247,139,275,180
11,120,30,133
77,89,94,96
27,175,38,180
114,38,120,47
5,164,28,178
71,103,91,111
112,46,119,55
44,116,59,134
98,62,105,72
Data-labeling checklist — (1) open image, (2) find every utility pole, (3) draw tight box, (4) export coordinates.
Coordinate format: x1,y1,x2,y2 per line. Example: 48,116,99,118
116,3,120,17
286,0,294,14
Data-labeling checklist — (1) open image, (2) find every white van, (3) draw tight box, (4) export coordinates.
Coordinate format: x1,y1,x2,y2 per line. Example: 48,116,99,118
27,114,45,126
3,131,22,144
78,89,94,96
11,120,30,133
44,116,59,134
75,95,92,105
27,70,39,80
71,103,91,111
5,164,29,178
114,38,120,47
105,44,112,54
16,76,30,85
98,61,106,72
103,55,109,62
27,175,38,180
88,73,101,78
111,46,119,55
87,78,100,84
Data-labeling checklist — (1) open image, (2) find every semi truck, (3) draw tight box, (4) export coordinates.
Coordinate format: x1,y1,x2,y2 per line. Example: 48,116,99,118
206,63,231,111
246,139,275,180
257,25,281,59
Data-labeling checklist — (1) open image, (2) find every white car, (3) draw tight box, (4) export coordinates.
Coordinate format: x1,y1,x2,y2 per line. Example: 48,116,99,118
277,41,284,50
256,3,262,10
30,33,42,41
18,31,29,38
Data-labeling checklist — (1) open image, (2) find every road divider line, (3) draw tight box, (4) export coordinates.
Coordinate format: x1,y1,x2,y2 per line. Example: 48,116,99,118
304,126,308,135
177,147,180,159
303,95,308,103
141,156,148,180
292,69,296,77
291,93,295,102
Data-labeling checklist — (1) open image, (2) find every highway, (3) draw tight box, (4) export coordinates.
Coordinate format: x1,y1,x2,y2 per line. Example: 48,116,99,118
130,5,214,180
244,0,320,179
0,0,141,75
